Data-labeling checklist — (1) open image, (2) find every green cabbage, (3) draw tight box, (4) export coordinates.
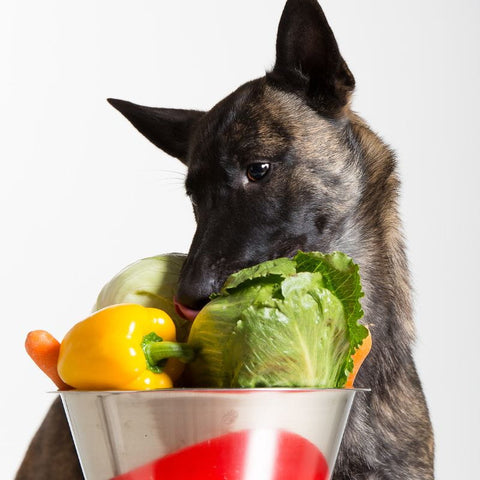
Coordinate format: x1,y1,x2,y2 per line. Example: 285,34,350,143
187,251,367,388
94,253,190,342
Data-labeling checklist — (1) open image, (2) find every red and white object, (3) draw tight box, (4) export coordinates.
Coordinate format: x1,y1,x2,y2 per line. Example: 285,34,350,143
59,388,362,480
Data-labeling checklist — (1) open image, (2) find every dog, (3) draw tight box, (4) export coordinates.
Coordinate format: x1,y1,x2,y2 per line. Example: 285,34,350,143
16,1,434,478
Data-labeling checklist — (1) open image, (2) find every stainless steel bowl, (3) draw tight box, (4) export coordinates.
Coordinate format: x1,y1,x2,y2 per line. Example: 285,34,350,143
59,388,364,480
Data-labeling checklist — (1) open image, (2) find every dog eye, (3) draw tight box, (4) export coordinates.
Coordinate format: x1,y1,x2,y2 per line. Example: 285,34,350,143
246,162,270,182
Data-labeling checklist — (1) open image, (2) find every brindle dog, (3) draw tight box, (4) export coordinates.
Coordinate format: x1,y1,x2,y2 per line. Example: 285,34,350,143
16,1,434,478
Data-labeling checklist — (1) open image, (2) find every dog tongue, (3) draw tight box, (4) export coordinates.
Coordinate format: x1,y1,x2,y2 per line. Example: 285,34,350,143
174,297,200,322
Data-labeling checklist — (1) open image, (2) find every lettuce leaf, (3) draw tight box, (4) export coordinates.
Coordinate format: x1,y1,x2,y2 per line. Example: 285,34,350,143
187,251,367,388
94,253,190,341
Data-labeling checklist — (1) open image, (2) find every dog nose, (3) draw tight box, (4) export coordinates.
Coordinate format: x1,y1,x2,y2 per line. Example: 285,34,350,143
174,277,214,321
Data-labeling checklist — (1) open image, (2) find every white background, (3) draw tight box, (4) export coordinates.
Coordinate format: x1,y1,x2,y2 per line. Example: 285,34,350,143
1,1,479,478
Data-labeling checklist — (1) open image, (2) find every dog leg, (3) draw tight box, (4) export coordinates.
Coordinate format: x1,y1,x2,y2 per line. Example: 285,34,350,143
332,358,434,480
15,397,82,480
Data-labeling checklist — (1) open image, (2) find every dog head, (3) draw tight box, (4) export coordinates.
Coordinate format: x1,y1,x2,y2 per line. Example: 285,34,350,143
109,0,363,314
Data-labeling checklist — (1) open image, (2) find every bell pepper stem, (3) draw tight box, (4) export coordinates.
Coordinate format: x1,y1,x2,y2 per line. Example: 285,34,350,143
143,338,194,373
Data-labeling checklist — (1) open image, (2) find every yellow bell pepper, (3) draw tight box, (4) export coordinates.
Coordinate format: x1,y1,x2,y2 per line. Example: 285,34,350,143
57,304,193,390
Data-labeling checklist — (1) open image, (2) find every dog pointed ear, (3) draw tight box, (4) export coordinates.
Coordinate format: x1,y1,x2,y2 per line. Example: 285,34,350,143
107,98,204,164
269,0,355,114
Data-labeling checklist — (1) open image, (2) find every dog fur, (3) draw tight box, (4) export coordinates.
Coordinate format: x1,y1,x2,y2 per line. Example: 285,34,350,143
16,1,434,478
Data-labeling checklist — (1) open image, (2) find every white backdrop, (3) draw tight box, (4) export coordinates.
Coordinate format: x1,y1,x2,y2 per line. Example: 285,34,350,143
2,1,479,478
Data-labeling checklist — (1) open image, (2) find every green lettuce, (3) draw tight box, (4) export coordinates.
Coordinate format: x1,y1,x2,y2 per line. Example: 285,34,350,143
187,251,367,388
94,253,190,342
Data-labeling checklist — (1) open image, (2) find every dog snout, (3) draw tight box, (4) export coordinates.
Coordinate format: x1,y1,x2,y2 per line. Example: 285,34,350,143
175,269,218,319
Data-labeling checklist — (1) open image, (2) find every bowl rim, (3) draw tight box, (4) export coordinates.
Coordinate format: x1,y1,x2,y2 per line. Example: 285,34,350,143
51,387,370,395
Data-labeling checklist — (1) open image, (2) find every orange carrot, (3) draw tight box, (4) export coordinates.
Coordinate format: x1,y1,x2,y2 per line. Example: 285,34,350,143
25,330,71,390
345,329,372,388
